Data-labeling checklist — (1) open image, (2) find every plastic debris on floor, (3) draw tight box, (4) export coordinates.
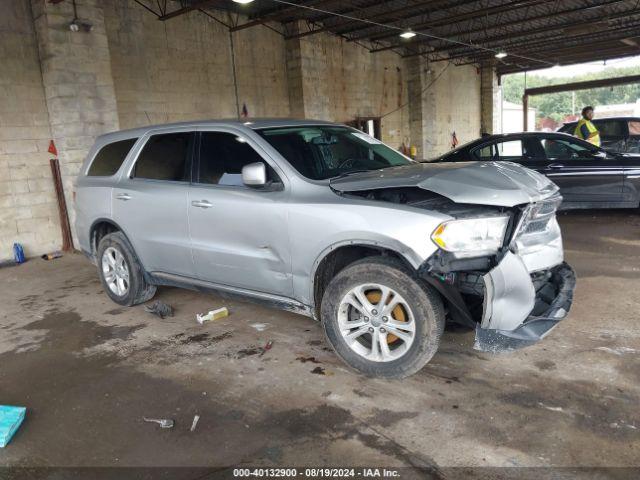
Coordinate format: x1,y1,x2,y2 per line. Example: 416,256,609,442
190,415,200,432
197,307,229,324
260,340,274,356
0,405,26,448
143,417,174,429
41,251,63,260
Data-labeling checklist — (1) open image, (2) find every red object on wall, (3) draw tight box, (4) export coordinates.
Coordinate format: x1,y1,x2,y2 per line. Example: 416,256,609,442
48,140,58,156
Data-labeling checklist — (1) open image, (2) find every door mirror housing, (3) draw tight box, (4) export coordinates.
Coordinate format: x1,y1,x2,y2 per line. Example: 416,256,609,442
591,150,608,160
242,162,267,187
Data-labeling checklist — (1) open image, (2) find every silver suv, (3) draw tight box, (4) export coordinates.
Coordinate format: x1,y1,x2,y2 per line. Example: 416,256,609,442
76,119,576,378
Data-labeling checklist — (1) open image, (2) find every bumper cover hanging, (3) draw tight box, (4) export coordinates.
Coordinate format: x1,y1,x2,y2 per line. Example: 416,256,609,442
475,262,576,352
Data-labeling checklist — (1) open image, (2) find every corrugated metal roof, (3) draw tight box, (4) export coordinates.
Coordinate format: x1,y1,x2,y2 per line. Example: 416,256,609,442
147,0,640,74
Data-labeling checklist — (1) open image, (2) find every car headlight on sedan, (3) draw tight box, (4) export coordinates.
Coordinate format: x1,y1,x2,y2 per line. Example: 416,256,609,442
431,216,509,258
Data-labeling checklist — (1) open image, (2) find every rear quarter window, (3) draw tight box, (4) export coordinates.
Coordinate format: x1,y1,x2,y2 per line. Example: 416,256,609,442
87,138,137,176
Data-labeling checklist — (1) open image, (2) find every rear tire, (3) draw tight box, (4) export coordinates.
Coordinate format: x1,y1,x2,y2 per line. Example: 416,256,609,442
97,232,156,306
321,257,444,378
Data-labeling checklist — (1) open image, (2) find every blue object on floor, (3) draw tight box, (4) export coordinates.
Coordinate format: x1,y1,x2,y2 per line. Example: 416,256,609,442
13,243,25,264
0,405,26,448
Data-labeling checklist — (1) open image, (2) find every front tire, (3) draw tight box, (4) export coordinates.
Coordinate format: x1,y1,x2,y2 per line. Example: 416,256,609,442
321,257,445,378
97,232,156,306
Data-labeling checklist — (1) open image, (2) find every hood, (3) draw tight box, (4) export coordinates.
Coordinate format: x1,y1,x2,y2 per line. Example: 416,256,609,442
330,161,559,207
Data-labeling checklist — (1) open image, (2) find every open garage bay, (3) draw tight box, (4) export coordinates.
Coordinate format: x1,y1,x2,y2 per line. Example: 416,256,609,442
1,210,638,474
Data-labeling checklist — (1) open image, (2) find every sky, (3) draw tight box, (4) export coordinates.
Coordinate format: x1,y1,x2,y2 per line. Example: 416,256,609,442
526,55,640,78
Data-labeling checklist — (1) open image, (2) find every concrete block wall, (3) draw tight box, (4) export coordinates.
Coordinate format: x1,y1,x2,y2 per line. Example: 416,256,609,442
407,57,481,159
232,22,291,119
0,0,60,259
287,29,409,148
104,1,290,128
406,57,433,159
429,60,481,156
481,61,501,135
0,0,483,261
31,0,120,246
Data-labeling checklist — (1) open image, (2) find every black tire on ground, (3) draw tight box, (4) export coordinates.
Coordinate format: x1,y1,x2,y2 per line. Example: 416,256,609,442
96,231,156,306
321,256,445,378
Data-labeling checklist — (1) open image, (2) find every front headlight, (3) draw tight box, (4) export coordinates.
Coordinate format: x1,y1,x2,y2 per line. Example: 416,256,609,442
431,216,509,258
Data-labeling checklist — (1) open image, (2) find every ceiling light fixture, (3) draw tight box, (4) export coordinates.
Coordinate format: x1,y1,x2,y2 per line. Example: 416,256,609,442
267,0,555,67
67,0,93,33
399,29,416,39
232,0,255,4
495,51,508,59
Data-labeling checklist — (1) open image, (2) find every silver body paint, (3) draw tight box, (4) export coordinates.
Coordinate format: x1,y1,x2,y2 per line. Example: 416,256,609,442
76,119,572,343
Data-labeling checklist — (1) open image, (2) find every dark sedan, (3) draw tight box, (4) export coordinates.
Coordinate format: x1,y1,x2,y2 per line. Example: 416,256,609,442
431,132,640,210
558,116,640,154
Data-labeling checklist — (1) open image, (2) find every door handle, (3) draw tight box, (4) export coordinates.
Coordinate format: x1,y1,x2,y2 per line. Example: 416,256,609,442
191,200,213,209
546,163,564,170
116,193,131,201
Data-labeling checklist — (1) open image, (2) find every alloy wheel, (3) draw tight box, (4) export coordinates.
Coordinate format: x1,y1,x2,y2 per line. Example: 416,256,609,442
101,247,130,296
337,283,416,362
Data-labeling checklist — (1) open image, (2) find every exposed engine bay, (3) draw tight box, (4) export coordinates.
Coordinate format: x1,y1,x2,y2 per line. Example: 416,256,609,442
342,185,574,351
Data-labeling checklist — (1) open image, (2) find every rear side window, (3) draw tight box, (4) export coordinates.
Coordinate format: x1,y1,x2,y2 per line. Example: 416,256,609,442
133,132,193,181
87,138,137,176
474,144,495,160
473,140,523,160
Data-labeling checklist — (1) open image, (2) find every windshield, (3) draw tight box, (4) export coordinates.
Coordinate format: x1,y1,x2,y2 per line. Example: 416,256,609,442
256,126,412,180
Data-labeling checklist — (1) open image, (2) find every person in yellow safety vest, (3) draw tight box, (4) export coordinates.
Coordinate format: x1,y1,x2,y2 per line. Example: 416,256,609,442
574,106,601,147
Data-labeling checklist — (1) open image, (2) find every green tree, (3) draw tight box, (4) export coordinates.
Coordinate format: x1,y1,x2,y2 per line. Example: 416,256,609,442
502,66,640,126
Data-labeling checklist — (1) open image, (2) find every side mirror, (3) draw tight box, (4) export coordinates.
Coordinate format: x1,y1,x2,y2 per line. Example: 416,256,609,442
242,162,267,187
591,150,608,159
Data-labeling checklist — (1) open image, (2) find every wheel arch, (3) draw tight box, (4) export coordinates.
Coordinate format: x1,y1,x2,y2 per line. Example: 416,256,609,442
89,218,127,256
90,218,155,287
310,240,418,319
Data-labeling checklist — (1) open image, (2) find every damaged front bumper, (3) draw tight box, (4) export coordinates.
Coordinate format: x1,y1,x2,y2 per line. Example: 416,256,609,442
419,193,575,352
474,253,576,352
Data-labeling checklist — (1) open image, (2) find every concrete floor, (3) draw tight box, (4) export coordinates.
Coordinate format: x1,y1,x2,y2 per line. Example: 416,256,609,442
1,210,639,474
